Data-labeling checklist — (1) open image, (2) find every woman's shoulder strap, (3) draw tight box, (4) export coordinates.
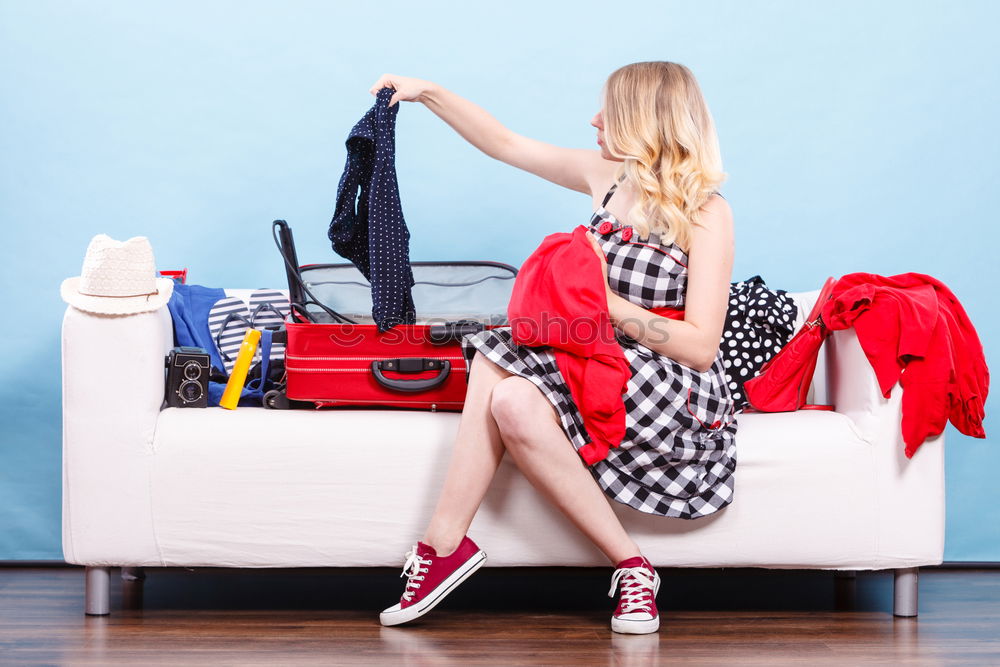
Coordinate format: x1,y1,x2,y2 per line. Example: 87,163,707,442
601,174,627,208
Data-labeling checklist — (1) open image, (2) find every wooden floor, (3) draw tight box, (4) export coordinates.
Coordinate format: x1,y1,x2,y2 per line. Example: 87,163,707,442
1,566,998,665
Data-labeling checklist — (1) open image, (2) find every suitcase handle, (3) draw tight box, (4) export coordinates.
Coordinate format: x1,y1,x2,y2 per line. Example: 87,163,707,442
370,358,452,392
428,319,484,344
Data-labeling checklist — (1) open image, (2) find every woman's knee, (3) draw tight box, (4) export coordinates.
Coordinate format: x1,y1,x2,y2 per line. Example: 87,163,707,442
489,377,553,441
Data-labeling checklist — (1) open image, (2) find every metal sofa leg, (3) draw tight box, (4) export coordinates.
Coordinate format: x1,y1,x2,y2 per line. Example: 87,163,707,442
893,567,919,617
85,566,111,616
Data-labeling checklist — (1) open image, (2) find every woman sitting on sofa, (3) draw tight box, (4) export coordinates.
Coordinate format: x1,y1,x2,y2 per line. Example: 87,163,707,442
372,61,737,635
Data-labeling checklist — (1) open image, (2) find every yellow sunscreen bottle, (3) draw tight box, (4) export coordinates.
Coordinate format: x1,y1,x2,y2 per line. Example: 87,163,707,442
220,328,261,410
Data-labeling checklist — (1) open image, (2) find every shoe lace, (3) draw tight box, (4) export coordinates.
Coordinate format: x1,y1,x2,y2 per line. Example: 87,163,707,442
399,546,432,602
608,565,656,614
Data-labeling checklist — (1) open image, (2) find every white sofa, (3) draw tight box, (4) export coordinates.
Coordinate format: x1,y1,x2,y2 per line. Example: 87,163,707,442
60,288,945,617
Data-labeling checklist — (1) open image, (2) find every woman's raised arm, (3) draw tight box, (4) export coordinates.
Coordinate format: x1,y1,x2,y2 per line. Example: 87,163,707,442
369,74,608,196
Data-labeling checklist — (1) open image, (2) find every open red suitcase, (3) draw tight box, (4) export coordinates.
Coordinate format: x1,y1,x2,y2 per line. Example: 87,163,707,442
266,220,516,411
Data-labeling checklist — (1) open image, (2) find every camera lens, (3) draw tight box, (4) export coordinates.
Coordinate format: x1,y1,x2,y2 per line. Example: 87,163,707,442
183,360,202,380
178,380,203,403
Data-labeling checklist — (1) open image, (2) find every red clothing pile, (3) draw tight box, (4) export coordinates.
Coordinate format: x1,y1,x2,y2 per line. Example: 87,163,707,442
820,272,989,457
507,225,683,466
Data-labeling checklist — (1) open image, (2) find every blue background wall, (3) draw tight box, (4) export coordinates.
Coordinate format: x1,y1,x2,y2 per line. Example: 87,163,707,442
1,0,995,561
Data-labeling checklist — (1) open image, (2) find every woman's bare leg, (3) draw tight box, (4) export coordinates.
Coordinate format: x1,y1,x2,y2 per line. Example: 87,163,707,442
489,376,642,565
420,351,514,556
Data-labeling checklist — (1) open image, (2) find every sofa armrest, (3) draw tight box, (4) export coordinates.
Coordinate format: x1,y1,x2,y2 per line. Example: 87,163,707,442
825,327,887,442
61,305,173,565
825,326,946,565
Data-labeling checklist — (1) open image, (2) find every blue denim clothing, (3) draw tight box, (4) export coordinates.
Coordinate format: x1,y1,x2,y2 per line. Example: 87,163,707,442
328,86,416,332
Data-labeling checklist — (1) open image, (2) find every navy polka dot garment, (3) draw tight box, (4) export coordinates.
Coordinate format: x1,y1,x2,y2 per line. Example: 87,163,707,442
328,86,416,332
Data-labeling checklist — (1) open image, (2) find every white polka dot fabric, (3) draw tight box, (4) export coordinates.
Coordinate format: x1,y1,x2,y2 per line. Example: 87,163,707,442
328,87,417,332
722,275,799,408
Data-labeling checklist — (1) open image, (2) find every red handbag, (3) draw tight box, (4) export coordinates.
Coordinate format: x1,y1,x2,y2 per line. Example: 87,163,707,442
742,276,839,413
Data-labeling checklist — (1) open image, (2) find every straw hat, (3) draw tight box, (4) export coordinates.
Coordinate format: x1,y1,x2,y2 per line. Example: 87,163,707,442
60,234,174,315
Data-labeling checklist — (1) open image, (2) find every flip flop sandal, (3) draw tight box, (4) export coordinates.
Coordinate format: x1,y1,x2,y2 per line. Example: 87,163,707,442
248,289,290,364
207,296,253,376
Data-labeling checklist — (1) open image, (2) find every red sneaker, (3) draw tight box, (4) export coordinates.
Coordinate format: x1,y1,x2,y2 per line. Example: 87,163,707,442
379,535,487,626
609,555,661,634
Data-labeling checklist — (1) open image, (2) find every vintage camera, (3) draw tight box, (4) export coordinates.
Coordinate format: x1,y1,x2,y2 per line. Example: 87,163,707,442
164,346,211,408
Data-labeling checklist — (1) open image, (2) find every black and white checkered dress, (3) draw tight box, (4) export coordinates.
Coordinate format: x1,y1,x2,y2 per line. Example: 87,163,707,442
460,180,742,520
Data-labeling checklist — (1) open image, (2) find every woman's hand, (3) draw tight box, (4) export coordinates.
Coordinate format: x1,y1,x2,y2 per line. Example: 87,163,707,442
585,230,615,307
368,74,435,107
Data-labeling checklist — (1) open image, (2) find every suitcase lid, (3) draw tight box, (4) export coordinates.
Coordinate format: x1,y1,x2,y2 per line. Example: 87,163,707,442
298,261,517,325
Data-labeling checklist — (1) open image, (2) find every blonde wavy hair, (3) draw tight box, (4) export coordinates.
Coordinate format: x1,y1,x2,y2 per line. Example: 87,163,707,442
601,61,727,252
